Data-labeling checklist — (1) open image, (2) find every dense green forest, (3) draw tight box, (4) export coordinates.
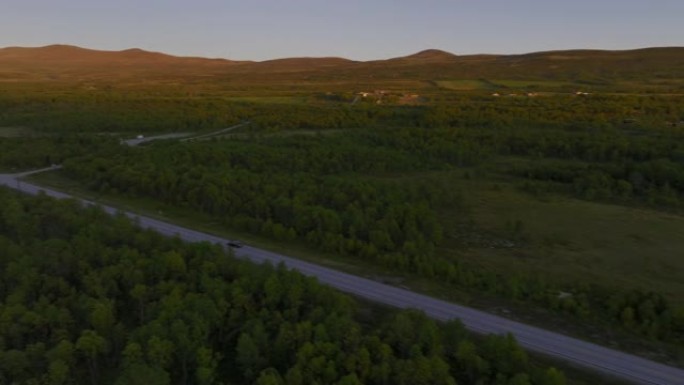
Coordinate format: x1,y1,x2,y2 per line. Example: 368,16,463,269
0,188,571,385
58,122,684,349
1,89,683,134
0,137,117,171
2,89,684,365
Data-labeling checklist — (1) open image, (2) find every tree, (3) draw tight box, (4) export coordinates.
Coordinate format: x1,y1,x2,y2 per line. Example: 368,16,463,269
509,373,532,385
236,332,265,381
90,301,116,337
539,367,566,385
115,364,170,385
76,330,109,385
121,342,144,368
47,340,75,366
0,349,29,383
146,336,174,370
336,373,363,385
455,340,489,383
621,307,636,329
130,284,149,325
46,359,70,385
45,340,75,385
255,368,284,385
195,347,220,385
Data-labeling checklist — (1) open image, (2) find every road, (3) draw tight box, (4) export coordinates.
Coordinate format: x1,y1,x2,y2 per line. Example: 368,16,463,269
1,170,683,385
179,121,251,142
121,121,250,147
122,133,192,147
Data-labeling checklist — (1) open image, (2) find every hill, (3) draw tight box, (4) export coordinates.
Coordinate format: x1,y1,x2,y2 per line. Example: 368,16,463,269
0,44,242,66
392,49,460,62
0,44,245,82
1,44,683,88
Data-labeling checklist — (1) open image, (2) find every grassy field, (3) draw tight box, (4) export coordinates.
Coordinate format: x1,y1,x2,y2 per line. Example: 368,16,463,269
435,79,494,90
489,79,577,89
227,95,314,104
433,174,684,307
434,79,581,92
367,168,684,307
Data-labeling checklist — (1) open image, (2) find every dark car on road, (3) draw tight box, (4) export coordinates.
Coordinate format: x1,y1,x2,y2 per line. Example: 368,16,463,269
227,240,243,248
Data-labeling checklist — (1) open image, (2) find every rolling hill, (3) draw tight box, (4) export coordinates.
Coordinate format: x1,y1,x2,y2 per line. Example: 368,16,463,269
1,44,683,88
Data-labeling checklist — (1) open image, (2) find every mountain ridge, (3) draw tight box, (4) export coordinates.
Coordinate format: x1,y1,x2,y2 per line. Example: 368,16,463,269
396,49,459,61
0,44,242,64
4,43,683,64
1,44,683,83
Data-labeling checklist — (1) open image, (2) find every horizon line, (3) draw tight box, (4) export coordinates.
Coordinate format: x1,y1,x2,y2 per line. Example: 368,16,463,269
2,43,683,63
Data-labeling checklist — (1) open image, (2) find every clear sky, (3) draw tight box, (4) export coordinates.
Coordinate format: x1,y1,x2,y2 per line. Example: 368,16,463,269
2,0,683,61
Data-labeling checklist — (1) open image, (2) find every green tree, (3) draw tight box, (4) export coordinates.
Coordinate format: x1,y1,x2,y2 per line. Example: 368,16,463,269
75,330,109,385
539,367,566,385
255,368,284,385
146,336,174,369
115,364,170,385
236,332,265,381
46,359,70,385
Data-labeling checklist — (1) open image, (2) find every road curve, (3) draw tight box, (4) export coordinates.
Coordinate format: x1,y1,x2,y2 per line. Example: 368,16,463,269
0,172,682,385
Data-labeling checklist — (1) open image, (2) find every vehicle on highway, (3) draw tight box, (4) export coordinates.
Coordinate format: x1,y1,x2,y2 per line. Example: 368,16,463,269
227,240,244,248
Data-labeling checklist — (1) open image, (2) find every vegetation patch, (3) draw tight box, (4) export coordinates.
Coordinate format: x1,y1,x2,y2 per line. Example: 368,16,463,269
0,126,35,137
435,79,494,90
2,82,684,372
489,79,578,90
0,188,572,385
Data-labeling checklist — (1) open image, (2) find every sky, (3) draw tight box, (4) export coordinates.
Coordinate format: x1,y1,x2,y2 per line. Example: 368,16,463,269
1,0,683,61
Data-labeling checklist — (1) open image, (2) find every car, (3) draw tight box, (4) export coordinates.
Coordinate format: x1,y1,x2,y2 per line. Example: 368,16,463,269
227,240,244,248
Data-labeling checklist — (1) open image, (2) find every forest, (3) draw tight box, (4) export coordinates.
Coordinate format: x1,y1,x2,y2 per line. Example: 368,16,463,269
0,188,569,385
1,88,683,134
55,122,684,348
0,136,118,171
1,88,684,373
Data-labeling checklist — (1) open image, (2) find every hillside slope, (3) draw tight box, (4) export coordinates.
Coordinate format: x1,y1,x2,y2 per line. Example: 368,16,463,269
1,44,683,85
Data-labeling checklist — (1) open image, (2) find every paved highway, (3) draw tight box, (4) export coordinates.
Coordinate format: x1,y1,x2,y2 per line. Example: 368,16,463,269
1,169,683,385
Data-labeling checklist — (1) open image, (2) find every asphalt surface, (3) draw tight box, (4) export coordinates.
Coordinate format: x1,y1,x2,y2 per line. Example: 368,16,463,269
122,133,192,147
1,169,683,385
